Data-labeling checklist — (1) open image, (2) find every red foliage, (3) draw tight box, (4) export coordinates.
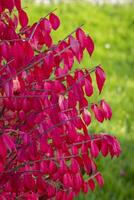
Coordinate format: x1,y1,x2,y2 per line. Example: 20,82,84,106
0,1,121,199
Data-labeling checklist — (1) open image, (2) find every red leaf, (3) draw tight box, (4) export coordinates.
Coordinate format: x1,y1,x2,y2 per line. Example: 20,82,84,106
101,139,108,157
49,13,60,30
44,33,52,47
85,36,94,56
22,99,31,112
75,70,85,86
95,173,104,187
83,155,92,175
2,134,15,151
5,0,14,12
63,173,73,188
4,81,13,97
49,161,57,174
40,18,51,33
100,100,112,120
47,185,56,198
18,9,28,27
85,78,93,97
73,173,83,190
95,66,106,93
76,28,87,49
91,104,104,123
71,158,80,174
23,174,35,190
88,178,95,191
82,109,91,126
14,0,21,10
82,182,88,194
104,135,121,157
0,137,7,158
90,140,99,158
69,36,80,62
63,50,74,70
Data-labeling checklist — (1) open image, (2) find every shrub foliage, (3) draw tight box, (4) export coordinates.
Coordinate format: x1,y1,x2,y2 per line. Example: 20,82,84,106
0,0,121,199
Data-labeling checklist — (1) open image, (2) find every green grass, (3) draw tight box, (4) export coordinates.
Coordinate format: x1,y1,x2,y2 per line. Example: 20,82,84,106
23,1,134,199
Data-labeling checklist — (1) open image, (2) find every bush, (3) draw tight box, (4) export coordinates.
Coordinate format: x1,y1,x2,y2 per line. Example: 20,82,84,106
0,0,121,199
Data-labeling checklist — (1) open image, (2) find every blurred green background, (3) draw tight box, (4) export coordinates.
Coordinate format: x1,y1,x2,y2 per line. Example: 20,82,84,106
23,0,134,199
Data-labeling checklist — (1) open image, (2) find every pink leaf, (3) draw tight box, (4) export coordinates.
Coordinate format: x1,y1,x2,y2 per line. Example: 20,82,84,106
90,140,99,158
71,158,80,174
73,173,83,190
82,109,91,126
49,161,57,174
76,28,87,49
83,155,92,175
91,104,104,123
4,81,13,97
4,0,14,12
95,173,104,187
75,70,85,86
2,134,15,151
101,139,109,157
0,137,7,158
63,50,74,70
49,13,60,30
85,78,93,97
88,178,95,191
95,66,106,93
58,95,68,110
104,135,121,157
69,36,80,62
63,173,73,188
23,174,35,190
18,9,28,27
36,176,46,191
59,160,68,174
47,185,56,198
14,0,21,10
22,99,31,112
85,36,94,56
100,99,112,120
41,18,51,33
82,182,88,194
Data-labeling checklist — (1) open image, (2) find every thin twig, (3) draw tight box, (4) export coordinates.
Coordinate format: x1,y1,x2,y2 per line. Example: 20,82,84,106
62,24,84,41
0,38,28,44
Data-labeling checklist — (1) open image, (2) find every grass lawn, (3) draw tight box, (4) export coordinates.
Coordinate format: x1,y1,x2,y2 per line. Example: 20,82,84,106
23,1,134,199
